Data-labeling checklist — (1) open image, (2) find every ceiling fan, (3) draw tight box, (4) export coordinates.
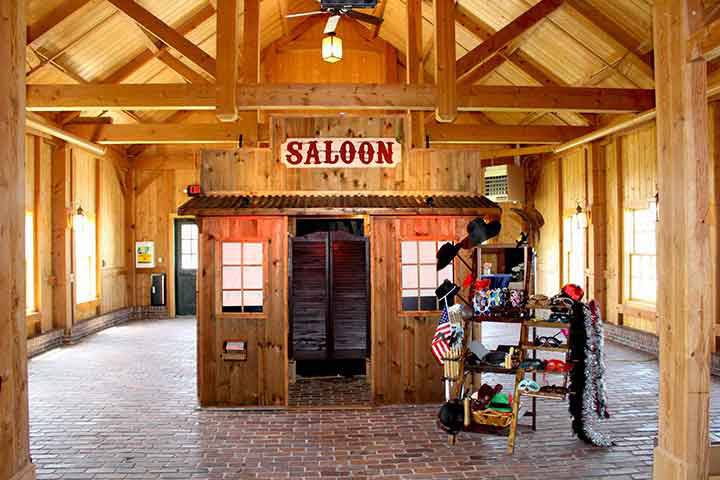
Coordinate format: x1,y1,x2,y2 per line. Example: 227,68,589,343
286,1,383,34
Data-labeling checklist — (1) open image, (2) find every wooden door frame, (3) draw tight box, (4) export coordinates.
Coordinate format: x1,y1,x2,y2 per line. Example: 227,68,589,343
288,215,371,365
167,214,195,318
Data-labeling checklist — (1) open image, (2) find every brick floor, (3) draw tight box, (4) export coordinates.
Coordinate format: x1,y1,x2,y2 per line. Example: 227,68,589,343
27,318,720,479
289,376,371,407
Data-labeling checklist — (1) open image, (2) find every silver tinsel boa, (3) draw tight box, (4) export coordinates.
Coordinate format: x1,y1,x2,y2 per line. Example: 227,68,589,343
569,300,613,447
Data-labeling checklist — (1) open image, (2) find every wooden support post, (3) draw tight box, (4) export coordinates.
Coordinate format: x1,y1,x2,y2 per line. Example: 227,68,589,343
588,143,607,317
653,1,712,479
406,0,425,148
126,168,137,308
0,1,36,480
51,145,74,333
216,0,239,122
243,0,260,145
433,0,457,123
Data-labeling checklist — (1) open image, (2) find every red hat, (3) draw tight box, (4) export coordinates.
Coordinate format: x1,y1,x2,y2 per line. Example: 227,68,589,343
561,284,584,302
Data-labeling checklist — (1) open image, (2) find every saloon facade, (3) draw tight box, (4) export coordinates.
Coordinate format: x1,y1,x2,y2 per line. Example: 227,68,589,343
179,116,507,406
3,1,720,479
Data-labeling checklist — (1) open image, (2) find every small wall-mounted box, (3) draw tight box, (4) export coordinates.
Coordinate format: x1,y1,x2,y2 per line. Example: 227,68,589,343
221,340,247,361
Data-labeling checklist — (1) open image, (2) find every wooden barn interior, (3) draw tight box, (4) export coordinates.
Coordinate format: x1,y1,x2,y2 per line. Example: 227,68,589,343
4,0,720,478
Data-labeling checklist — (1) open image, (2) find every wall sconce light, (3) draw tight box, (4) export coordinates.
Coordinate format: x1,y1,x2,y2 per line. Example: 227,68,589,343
72,205,86,233
574,204,588,229
322,33,343,63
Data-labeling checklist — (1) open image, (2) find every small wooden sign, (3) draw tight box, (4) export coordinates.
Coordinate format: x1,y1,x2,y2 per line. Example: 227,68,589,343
281,138,401,168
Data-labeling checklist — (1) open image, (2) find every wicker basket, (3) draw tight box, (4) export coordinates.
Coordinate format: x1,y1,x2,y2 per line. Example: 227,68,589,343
471,409,513,428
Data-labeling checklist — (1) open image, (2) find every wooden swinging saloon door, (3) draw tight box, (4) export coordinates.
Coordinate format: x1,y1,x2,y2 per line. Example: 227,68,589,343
290,231,370,361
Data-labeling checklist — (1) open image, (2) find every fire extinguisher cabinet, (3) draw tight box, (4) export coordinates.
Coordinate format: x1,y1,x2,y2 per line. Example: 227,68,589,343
150,273,166,306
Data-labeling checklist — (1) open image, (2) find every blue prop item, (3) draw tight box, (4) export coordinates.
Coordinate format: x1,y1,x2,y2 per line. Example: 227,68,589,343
481,274,512,289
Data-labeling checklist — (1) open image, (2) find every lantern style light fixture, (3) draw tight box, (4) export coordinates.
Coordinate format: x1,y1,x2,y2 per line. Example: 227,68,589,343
322,33,343,63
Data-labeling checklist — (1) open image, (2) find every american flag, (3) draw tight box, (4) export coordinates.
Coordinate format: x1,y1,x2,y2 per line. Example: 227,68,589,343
431,306,452,365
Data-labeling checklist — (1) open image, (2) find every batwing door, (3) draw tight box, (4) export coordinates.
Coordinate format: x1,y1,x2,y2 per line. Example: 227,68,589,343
290,231,370,361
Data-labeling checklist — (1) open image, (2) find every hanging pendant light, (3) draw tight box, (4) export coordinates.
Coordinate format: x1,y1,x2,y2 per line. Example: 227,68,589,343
322,33,343,63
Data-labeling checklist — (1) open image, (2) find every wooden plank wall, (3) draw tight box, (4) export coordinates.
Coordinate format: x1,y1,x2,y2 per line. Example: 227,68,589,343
198,216,288,406
530,108,720,346
131,160,200,310
24,133,54,338
262,16,397,84
371,215,493,404
198,116,498,194
71,147,129,321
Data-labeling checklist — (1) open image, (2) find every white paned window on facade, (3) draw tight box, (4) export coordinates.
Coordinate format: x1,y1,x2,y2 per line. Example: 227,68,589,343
624,203,657,304
401,240,454,311
221,242,264,313
180,223,199,270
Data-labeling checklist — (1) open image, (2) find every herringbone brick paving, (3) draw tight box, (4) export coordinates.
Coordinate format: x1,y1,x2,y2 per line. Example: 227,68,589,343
27,318,720,479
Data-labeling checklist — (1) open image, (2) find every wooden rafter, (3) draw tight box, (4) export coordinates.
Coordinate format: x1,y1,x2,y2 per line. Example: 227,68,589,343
27,0,94,45
565,0,653,69
27,11,119,81
433,0,457,122
27,83,656,113
454,4,594,126
426,123,592,144
106,0,217,78
101,4,215,83
456,0,564,81
216,0,240,121
688,15,720,62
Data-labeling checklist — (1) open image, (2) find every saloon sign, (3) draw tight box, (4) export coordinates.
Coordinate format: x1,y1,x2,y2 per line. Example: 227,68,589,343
281,138,401,168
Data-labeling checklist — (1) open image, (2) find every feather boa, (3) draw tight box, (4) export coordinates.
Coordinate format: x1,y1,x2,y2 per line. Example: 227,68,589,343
568,300,613,447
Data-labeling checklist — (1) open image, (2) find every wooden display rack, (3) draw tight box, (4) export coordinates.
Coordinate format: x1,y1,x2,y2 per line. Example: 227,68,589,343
444,245,575,454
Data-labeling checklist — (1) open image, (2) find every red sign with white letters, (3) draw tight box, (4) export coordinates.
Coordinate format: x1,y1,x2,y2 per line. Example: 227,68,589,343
281,138,402,168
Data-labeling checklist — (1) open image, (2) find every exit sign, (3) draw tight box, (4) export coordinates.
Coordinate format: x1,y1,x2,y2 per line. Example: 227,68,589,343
186,184,202,196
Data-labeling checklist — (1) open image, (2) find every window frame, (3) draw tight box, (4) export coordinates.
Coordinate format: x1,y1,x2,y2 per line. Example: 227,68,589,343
74,212,98,305
397,238,456,316
623,202,657,306
562,214,587,290
216,239,266,317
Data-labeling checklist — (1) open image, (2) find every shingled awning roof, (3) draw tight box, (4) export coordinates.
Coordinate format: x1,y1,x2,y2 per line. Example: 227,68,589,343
178,193,500,217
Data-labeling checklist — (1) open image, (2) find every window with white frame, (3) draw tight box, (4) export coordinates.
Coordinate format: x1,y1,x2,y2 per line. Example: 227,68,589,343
562,214,586,289
180,223,198,270
221,242,264,313
624,203,657,304
25,212,35,313
74,213,97,304
401,240,454,311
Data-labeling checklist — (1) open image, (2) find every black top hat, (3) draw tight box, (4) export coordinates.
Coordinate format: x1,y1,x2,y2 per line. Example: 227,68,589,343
467,217,502,246
435,279,459,305
436,242,461,270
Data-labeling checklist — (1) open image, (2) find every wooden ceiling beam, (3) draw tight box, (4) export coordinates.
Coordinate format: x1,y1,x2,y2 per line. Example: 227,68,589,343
216,0,240,121
27,83,655,113
27,0,94,45
456,0,564,81
101,4,215,83
433,0,457,122
157,50,211,84
426,123,593,144
106,0,217,78
688,15,720,62
66,121,253,144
